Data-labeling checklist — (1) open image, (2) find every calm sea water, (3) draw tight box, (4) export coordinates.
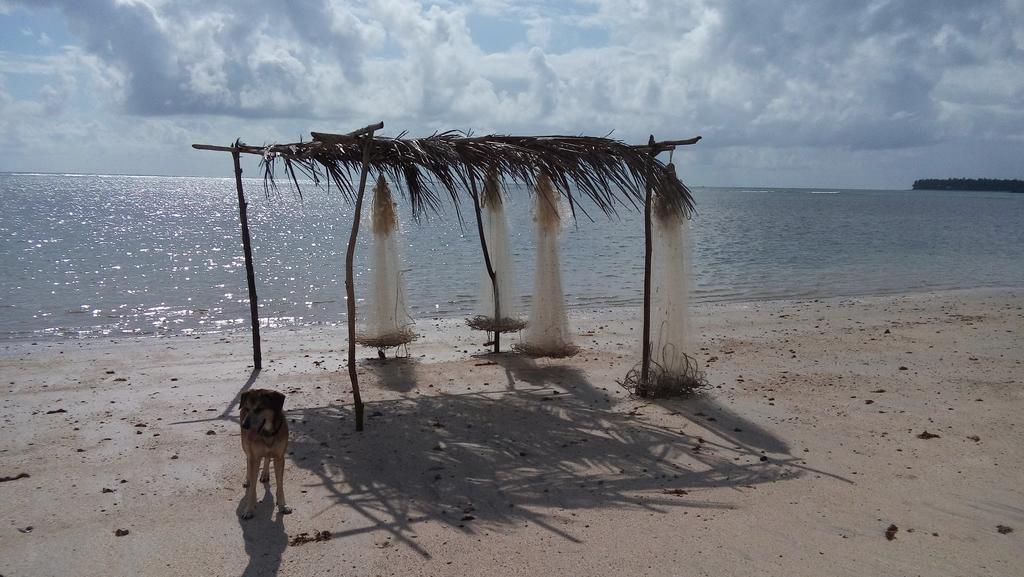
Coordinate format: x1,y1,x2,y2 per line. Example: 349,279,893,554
2,173,1022,340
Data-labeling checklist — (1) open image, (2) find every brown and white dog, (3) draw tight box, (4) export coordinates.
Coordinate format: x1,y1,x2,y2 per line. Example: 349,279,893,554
239,389,291,518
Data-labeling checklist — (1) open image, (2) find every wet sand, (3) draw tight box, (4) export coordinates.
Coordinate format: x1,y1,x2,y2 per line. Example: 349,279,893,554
1,288,1021,576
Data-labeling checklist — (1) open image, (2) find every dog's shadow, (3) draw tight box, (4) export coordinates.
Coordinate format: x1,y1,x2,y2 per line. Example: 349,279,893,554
237,484,288,577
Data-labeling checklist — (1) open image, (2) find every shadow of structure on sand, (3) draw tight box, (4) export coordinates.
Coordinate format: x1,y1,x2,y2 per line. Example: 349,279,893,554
286,354,847,559
237,485,288,577
169,368,259,428
364,357,419,393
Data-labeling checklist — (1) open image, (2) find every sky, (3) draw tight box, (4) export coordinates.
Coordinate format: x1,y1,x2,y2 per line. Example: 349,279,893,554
0,0,1021,188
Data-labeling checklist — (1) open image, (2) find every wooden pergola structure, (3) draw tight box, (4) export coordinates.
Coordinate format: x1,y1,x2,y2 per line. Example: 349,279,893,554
193,122,700,431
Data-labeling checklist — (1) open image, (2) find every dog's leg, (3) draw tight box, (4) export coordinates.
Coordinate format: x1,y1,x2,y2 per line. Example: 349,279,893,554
242,450,254,489
260,457,271,484
241,446,251,488
241,454,259,519
274,457,291,514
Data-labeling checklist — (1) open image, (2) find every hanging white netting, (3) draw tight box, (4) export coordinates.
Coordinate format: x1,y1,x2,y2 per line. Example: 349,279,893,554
651,192,693,374
620,163,705,396
517,174,577,357
357,175,415,350
469,170,526,333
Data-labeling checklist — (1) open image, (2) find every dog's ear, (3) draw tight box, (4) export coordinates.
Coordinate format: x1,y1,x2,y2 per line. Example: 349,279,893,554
268,391,285,412
239,391,250,410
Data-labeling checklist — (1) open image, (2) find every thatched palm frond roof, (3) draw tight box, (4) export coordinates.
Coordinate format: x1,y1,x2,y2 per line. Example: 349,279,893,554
224,130,698,220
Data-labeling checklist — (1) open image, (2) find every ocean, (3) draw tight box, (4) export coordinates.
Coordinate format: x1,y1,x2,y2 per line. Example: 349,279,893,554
2,173,1022,340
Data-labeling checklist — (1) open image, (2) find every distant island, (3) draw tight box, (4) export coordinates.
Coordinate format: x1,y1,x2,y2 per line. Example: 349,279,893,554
913,178,1023,193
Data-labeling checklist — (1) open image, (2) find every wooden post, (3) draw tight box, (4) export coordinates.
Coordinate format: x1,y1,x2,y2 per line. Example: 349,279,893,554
469,173,501,353
640,135,656,391
232,150,262,371
345,127,378,432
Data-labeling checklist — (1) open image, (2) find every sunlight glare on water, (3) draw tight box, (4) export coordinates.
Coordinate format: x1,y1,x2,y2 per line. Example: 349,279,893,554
1,173,1022,340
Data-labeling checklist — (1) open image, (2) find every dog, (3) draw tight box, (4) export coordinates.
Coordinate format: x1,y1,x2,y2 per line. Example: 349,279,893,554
239,388,291,518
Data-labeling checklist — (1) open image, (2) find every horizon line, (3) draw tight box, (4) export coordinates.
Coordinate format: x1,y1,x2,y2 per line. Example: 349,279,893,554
0,170,917,192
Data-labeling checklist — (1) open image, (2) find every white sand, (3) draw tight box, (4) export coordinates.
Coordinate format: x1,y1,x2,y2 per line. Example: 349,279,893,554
1,288,1021,576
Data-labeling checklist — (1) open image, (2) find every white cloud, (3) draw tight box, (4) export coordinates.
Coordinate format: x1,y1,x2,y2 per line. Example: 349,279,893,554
2,0,1022,186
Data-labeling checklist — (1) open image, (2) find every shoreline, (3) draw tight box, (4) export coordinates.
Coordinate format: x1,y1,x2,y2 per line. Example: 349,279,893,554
1,287,1021,576
6,284,1023,345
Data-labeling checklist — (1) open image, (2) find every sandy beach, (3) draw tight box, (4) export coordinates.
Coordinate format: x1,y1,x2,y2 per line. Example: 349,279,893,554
1,288,1021,576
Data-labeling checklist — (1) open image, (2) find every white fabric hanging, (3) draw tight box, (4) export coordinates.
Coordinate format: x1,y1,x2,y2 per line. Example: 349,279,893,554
363,175,413,339
650,164,694,375
523,174,573,352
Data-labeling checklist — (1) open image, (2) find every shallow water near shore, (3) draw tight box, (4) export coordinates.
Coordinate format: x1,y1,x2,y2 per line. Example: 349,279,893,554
1,172,1022,340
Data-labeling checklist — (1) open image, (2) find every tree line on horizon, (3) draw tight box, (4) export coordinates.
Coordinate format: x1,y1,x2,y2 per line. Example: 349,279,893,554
912,178,1023,193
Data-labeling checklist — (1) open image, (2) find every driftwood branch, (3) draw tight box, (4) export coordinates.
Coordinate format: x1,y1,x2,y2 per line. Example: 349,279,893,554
344,124,381,432
633,136,702,154
193,143,239,152
232,149,262,371
311,122,386,145
640,135,656,386
192,143,289,155
468,173,502,353
653,136,703,147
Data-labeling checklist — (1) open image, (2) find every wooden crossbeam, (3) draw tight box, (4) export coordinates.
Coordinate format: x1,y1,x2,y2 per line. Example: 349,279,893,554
193,131,701,156
192,143,239,152
192,143,269,155
633,135,702,154
311,121,385,144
